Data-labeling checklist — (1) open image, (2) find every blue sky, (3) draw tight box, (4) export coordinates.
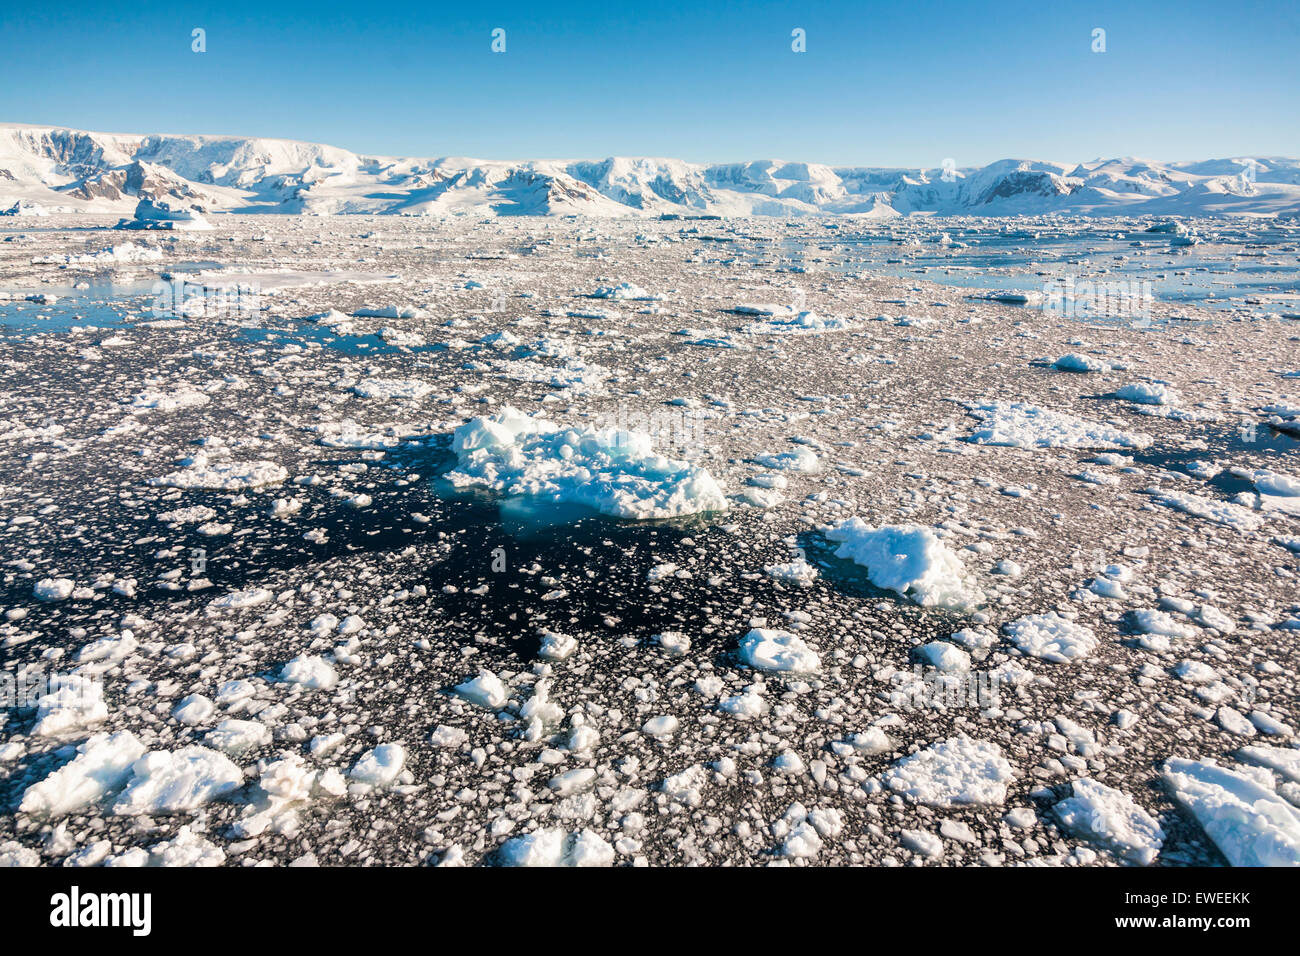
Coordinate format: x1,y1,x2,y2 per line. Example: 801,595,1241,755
2,0,1297,166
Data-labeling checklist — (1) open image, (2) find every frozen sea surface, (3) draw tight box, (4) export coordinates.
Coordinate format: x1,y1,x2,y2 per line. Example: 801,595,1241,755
0,213,1297,867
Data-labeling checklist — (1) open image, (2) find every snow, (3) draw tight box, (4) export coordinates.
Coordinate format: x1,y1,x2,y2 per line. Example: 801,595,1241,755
738,628,821,674
1161,758,1300,867
1054,778,1165,864
446,406,728,520
965,402,1152,449
5,124,1300,217
824,519,981,611
1003,612,1098,664
879,736,1015,807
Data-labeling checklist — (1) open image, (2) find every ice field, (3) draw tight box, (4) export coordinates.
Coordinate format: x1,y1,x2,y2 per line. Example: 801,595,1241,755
0,210,1298,867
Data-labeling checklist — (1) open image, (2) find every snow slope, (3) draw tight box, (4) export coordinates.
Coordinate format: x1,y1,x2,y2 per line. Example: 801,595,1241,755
3,122,1298,218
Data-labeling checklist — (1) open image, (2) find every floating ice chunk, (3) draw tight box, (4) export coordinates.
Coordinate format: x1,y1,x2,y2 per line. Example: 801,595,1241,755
1144,488,1264,533
150,454,287,491
756,446,820,472
1129,608,1199,641
351,378,434,400
117,198,212,232
0,842,40,866
549,768,596,796
738,628,820,674
1274,535,1300,554
172,694,215,727
642,715,679,737
278,655,338,690
518,681,564,742
204,719,271,755
652,631,691,657
129,388,210,413
20,731,146,818
1053,353,1111,373
130,826,225,867
1161,758,1300,867
113,746,243,815
773,751,805,775
1116,382,1179,406
1003,612,1098,664
824,519,981,611
32,675,108,737
965,402,1151,449
1237,745,1300,783
498,828,615,867
430,725,468,748
51,242,164,265
538,630,578,661
830,728,893,757
1054,778,1165,865
913,641,971,673
209,588,274,611
764,557,818,587
33,578,74,601
879,736,1014,807
718,684,767,719
447,407,727,520
900,828,943,859
237,753,347,837
1249,469,1300,515
783,821,825,858
353,304,426,319
348,743,406,790
590,282,656,300
453,669,508,708
1217,706,1256,737
1174,661,1218,684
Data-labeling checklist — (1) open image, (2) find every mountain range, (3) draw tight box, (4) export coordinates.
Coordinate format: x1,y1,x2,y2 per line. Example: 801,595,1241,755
3,123,1298,219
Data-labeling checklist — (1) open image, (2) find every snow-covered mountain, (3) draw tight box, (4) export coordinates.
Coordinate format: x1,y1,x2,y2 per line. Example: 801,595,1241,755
3,123,1298,219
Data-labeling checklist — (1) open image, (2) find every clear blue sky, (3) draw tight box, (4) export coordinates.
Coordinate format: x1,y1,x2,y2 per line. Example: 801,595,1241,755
2,0,1297,166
